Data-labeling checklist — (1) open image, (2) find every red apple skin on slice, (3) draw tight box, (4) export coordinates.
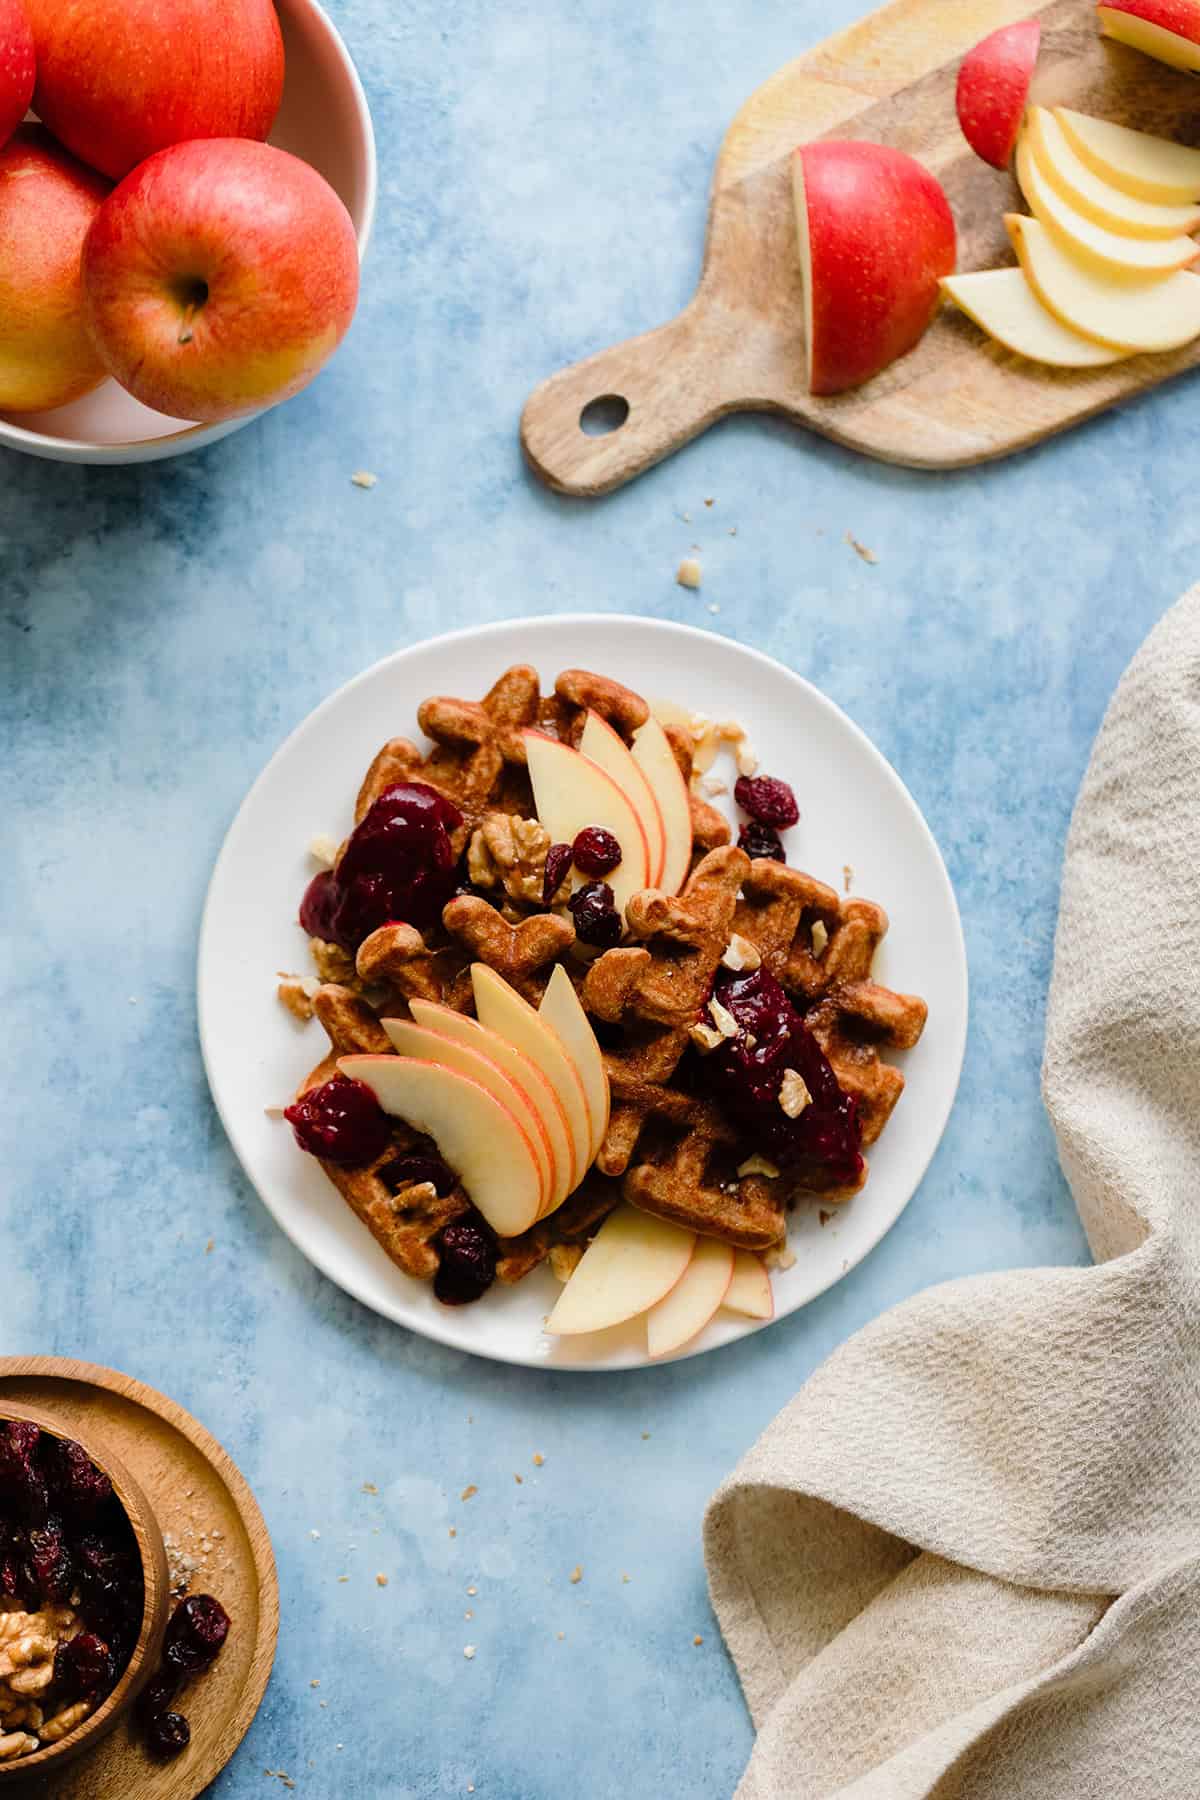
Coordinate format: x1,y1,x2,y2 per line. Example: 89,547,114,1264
407,997,574,1210
793,142,957,396
545,1206,696,1336
523,728,651,916
538,964,610,1167
380,1018,554,1215
338,1054,543,1238
1098,0,1200,69
955,19,1041,169
630,714,693,896
646,1237,735,1357
722,1250,775,1321
579,710,666,888
471,962,593,1191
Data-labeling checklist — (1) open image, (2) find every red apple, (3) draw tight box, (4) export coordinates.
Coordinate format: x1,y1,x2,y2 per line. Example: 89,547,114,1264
81,138,359,425
792,141,956,396
1098,0,1200,70
0,0,33,150
0,126,109,412
23,0,284,181
956,19,1041,168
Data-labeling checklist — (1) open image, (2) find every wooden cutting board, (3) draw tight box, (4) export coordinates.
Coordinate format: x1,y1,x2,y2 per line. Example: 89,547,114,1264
521,0,1200,493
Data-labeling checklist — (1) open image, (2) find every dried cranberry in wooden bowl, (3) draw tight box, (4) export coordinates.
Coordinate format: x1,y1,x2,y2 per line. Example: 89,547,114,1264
0,1405,170,1780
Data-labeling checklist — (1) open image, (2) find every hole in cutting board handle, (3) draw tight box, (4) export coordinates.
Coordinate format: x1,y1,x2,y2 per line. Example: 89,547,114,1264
579,395,630,436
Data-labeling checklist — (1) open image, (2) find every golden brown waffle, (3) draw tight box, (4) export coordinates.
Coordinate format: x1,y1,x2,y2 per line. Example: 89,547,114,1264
732,859,928,1144
282,662,928,1293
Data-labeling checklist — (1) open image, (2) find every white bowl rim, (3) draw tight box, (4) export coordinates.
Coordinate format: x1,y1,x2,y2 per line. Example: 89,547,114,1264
0,0,377,464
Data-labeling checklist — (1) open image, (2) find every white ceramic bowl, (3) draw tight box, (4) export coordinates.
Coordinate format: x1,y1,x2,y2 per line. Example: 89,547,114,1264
0,0,376,465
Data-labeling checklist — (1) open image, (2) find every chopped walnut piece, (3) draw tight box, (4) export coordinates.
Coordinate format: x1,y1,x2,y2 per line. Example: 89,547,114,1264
737,1154,780,1179
721,933,761,973
460,1485,478,1502
351,470,378,490
707,996,739,1039
676,557,702,590
764,1242,797,1270
569,1566,583,1584
811,919,829,957
468,813,552,905
689,1021,725,1055
309,833,340,868
309,937,357,986
735,738,759,777
277,975,320,1022
778,1069,812,1118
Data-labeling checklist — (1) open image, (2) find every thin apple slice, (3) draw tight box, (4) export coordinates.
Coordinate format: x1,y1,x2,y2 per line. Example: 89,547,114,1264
408,997,573,1208
722,1250,775,1321
630,714,693,896
544,1205,696,1336
471,963,592,1191
1026,107,1200,240
645,1237,735,1357
338,1055,543,1237
381,1018,553,1213
1006,213,1200,351
538,964,610,1166
1015,132,1198,275
1098,0,1200,71
955,19,1041,169
523,729,651,917
1054,108,1200,204
941,268,1128,366
579,710,666,886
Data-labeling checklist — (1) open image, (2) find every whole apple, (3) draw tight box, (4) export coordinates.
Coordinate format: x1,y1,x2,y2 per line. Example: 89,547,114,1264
0,0,33,150
23,0,284,181
81,138,360,425
0,126,110,412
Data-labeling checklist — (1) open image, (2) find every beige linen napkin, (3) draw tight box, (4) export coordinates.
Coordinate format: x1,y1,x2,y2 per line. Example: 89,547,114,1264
705,587,1200,1799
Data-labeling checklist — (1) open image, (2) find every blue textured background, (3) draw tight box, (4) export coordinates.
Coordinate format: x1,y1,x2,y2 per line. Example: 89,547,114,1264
4,0,1193,1791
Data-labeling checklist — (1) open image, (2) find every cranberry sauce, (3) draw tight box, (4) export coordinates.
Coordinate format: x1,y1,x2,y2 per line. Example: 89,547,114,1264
285,1073,392,1167
701,966,862,1189
298,782,463,951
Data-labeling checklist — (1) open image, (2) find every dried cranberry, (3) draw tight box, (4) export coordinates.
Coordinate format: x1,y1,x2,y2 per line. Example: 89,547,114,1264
137,1670,181,1720
572,826,622,877
738,821,786,863
55,1633,115,1700
434,1214,497,1305
734,775,799,829
567,881,622,948
701,967,863,1189
44,1437,113,1518
0,1422,48,1521
542,842,573,906
298,868,341,941
26,1519,72,1603
377,1153,456,1197
285,1074,392,1167
146,1711,191,1758
304,782,463,951
166,1595,230,1668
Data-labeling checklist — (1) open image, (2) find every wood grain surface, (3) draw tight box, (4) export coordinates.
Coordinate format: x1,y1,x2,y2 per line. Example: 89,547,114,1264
0,1359,278,1800
521,0,1200,493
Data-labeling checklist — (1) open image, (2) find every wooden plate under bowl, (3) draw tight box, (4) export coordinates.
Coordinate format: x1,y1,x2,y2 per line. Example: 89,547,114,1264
0,1359,278,1799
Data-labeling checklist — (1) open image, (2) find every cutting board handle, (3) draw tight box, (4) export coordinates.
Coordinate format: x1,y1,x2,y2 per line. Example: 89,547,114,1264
520,299,735,498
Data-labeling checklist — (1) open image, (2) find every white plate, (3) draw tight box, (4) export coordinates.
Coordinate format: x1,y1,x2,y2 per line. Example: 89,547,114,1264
198,615,968,1370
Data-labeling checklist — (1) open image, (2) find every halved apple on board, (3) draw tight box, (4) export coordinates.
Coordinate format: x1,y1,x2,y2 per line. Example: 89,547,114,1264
955,19,1041,169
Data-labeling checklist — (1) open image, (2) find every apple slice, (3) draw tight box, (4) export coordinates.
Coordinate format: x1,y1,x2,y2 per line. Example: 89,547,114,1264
630,715,693,896
380,1018,554,1213
1015,132,1198,275
523,729,651,917
1026,107,1200,240
645,1237,734,1357
338,1055,543,1237
579,711,666,887
1054,108,1200,204
544,1205,696,1336
1007,213,1200,350
941,268,1128,366
471,963,593,1191
408,996,574,1208
955,19,1041,169
538,964,610,1166
1098,0,1200,70
722,1250,775,1321
793,140,956,395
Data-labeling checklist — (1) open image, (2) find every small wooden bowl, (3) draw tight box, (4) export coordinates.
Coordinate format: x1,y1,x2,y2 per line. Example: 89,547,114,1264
0,1404,170,1781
